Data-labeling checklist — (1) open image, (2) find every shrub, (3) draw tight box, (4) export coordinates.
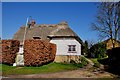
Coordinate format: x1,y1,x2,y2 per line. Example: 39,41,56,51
71,56,88,68
89,42,107,58
1,40,20,65
24,40,56,66
81,56,89,66
107,47,120,70
91,58,100,68
82,40,89,56
93,62,100,68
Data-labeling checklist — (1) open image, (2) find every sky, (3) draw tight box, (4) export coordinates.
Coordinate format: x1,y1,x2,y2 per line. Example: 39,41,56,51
2,0,119,2
2,2,99,42
0,2,2,39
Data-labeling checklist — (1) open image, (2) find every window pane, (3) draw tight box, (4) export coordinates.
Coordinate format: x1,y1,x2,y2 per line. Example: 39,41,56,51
68,46,71,51
73,47,76,51
68,45,76,52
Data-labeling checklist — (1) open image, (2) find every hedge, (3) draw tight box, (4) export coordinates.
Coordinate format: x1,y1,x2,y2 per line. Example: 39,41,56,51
24,40,56,66
107,47,120,65
1,40,20,65
107,47,120,73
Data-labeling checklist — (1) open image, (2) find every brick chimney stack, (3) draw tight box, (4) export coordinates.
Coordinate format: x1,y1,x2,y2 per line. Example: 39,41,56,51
30,20,36,27
58,21,68,29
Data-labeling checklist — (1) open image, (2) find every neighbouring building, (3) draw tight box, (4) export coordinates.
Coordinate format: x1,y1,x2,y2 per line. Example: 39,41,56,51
103,38,120,50
13,20,83,63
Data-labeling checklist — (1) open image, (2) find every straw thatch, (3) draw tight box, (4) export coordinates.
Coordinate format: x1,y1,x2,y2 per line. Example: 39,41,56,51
13,22,82,45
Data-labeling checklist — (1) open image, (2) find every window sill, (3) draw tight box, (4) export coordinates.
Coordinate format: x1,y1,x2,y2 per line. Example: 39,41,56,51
68,51,77,53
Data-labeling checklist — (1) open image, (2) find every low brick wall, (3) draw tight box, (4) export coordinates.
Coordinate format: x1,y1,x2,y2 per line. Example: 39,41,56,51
1,40,20,65
54,55,81,63
24,40,56,66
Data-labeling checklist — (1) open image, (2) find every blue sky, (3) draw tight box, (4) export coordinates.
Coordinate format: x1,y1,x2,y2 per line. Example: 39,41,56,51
0,2,2,38
2,2,99,42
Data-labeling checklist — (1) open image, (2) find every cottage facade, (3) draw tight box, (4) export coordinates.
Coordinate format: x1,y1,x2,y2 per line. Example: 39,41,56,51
50,38,81,62
13,21,83,64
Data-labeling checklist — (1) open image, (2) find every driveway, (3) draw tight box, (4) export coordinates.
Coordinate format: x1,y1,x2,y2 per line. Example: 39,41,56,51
7,66,114,78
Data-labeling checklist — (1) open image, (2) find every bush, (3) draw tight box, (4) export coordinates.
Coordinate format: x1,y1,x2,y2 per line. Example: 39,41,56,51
1,40,20,65
107,47,120,71
93,62,100,68
24,40,56,66
70,56,88,68
81,56,88,66
107,47,120,62
89,42,107,58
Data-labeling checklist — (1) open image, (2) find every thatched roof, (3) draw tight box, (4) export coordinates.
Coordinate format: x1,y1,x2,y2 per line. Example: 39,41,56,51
13,22,83,45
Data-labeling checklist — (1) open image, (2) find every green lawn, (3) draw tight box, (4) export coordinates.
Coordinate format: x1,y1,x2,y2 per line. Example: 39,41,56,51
90,58,98,63
2,62,82,76
90,57,108,64
90,58,101,68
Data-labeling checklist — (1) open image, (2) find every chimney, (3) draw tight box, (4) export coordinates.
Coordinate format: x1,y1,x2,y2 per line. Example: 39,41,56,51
30,20,36,27
59,21,68,25
58,21,68,29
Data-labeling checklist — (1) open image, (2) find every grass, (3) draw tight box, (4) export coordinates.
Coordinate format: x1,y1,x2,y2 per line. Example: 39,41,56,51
90,58,98,64
2,62,83,76
90,58,100,68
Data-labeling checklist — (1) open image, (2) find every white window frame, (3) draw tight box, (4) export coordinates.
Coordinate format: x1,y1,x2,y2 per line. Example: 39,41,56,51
68,45,77,53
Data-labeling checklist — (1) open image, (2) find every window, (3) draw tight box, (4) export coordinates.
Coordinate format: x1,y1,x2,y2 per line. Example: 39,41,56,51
68,45,76,53
33,36,41,39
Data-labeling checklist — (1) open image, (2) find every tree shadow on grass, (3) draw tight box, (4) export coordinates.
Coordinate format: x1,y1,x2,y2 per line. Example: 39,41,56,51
98,58,120,76
98,58,109,65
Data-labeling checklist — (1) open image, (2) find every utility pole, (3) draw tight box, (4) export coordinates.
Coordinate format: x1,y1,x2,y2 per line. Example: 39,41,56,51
14,17,29,66
23,17,29,46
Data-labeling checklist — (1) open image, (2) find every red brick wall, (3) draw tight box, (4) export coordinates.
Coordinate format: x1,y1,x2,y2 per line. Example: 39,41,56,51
24,40,56,66
1,40,20,65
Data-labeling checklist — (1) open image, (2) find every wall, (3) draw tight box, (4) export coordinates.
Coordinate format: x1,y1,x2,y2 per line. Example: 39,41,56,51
106,39,120,49
54,55,81,63
50,38,81,55
50,38,81,63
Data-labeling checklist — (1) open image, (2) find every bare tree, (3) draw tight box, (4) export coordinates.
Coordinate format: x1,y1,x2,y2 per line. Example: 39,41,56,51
91,2,120,48
82,40,89,55
87,39,96,49
117,2,120,41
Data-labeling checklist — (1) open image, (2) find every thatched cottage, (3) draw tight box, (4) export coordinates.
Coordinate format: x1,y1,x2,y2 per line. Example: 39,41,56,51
13,20,83,64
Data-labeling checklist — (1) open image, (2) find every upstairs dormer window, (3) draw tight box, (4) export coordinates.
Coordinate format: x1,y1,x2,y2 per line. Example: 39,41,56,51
33,36,41,39
68,45,76,53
